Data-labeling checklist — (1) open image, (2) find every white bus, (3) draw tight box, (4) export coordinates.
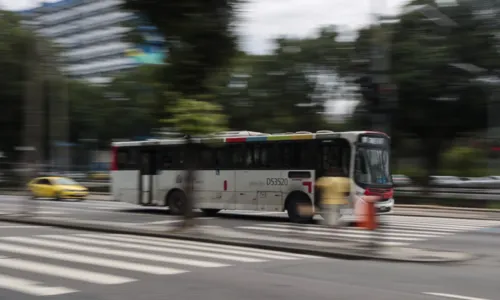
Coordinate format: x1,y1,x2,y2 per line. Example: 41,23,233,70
110,130,394,223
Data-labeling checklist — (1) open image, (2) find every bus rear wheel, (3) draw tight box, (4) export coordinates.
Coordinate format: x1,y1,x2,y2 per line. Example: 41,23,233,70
286,193,313,224
201,209,220,216
167,190,186,215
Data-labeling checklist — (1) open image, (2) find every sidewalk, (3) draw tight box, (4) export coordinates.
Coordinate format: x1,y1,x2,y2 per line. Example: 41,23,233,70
0,214,474,264
1,191,498,219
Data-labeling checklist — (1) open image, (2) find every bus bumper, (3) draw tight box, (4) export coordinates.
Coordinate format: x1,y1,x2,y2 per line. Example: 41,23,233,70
375,198,394,214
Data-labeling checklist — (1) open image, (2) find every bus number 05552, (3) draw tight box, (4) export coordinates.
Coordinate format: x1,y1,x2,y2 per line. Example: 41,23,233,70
266,178,288,186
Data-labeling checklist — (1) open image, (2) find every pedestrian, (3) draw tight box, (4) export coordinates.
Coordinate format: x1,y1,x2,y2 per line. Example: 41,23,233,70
316,167,350,227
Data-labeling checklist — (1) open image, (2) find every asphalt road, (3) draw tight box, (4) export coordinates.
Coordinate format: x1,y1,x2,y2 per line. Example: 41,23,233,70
1,195,500,251
0,222,498,300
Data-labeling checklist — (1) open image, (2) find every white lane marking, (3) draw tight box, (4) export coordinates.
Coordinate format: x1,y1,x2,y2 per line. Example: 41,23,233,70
0,274,77,296
380,224,479,233
0,225,41,229
0,256,134,285
41,235,267,263
32,217,138,226
257,223,448,238
1,236,228,268
78,234,302,260
139,220,182,225
237,226,424,241
388,215,500,225
383,218,499,229
0,242,184,275
384,222,493,231
111,233,319,259
423,292,491,300
221,210,282,215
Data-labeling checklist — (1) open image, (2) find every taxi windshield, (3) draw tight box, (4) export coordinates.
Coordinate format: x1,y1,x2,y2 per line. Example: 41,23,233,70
54,178,78,185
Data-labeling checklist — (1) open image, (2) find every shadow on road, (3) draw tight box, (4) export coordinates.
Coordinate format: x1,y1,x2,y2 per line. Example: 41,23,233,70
115,208,326,224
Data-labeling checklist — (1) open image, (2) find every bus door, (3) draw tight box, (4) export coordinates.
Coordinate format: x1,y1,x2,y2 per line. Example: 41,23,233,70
138,147,159,206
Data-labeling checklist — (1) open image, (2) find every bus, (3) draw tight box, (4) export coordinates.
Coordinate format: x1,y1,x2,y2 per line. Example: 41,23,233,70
110,130,394,223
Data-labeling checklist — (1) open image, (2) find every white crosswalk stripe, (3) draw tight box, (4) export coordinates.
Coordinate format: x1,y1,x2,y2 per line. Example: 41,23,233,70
0,233,318,297
235,215,500,247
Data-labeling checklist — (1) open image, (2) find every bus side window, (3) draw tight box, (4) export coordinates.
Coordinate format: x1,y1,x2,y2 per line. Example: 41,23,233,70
117,147,137,170
282,143,293,168
341,145,351,176
198,146,214,169
253,144,261,168
162,147,173,168
229,144,244,169
117,149,128,170
298,141,315,169
215,147,228,169
260,144,269,168
177,146,185,168
265,143,278,168
244,144,254,168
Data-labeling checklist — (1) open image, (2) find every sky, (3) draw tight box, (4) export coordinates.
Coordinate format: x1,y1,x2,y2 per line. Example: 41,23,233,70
1,0,410,54
1,0,410,117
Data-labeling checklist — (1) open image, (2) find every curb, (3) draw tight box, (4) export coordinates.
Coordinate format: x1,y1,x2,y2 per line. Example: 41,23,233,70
393,212,500,221
397,205,500,213
0,215,472,264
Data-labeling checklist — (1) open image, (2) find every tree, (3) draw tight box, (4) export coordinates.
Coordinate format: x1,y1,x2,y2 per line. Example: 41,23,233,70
122,0,243,96
215,38,337,133
162,96,228,227
0,10,60,164
348,0,500,182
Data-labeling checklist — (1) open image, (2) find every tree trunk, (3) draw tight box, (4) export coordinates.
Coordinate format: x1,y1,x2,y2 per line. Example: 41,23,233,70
422,137,441,195
182,135,195,228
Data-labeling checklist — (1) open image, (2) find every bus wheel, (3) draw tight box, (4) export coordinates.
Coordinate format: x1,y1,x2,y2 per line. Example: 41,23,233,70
286,193,313,224
201,209,220,216
167,190,186,215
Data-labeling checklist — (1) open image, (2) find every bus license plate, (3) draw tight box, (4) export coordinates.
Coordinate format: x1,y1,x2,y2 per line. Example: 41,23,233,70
340,208,353,216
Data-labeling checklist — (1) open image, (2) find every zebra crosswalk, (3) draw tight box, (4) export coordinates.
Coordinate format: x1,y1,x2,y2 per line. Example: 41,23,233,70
0,233,318,297
235,215,500,247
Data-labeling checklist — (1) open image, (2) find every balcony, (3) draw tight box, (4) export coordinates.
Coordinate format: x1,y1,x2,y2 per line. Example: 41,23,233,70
67,57,136,76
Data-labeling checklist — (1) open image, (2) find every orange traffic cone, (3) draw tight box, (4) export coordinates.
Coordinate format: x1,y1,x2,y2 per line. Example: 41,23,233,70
357,195,379,230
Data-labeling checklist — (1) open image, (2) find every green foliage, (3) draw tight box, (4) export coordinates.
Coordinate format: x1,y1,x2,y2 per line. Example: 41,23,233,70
122,0,243,95
441,146,486,177
215,40,333,133
0,10,52,158
346,0,500,178
163,97,228,136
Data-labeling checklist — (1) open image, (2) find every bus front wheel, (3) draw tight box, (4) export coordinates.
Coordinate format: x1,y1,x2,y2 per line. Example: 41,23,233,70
167,190,186,215
286,193,313,224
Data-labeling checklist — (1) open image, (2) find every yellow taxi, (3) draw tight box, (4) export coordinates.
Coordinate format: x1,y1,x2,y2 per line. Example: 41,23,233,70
28,176,89,200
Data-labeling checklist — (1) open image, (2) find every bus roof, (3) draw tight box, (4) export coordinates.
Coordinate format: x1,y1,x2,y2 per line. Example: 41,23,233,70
111,130,388,147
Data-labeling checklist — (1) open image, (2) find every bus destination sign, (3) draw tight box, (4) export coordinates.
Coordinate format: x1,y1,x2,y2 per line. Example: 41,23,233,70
360,136,386,145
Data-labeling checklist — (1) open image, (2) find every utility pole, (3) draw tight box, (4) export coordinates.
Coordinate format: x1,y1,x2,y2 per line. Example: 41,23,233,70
369,0,394,136
19,12,45,214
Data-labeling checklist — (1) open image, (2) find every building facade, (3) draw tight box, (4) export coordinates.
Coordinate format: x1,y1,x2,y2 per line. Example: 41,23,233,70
18,0,166,84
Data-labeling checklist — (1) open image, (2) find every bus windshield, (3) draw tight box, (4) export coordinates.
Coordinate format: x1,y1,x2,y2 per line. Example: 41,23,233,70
355,146,392,186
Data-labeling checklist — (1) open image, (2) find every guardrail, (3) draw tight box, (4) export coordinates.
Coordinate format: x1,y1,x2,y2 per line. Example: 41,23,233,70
2,181,500,201
396,187,500,194
394,190,500,201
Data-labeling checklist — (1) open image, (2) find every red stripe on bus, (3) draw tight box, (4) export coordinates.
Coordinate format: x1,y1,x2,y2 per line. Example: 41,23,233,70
224,180,227,191
226,137,246,143
302,181,312,193
111,146,118,171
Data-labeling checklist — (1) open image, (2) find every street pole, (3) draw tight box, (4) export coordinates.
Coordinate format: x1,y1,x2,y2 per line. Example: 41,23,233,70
370,0,392,136
19,14,45,215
